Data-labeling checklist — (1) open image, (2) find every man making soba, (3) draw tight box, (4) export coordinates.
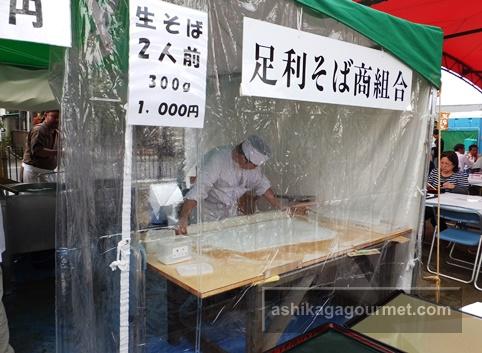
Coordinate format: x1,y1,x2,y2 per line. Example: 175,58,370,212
176,135,302,234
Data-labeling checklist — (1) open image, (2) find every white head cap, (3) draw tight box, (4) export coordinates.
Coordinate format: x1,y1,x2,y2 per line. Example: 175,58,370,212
241,135,271,166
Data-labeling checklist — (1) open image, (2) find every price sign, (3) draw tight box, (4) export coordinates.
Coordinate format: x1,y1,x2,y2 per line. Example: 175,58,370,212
0,0,71,47
128,0,208,128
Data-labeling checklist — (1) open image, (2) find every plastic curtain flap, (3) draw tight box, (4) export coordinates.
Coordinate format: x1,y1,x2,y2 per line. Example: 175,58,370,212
54,0,434,352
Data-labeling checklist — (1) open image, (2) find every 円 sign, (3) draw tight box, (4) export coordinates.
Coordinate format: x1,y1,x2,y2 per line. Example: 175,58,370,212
0,0,71,47
128,0,208,128
241,17,413,111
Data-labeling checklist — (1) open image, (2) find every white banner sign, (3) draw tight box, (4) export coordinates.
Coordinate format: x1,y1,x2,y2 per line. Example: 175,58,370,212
0,0,71,47
241,18,412,111
128,0,208,128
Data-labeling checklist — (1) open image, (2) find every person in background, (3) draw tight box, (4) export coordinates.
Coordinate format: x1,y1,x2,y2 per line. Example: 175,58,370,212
471,154,482,172
453,143,472,173
430,129,444,172
427,151,468,194
22,110,60,183
466,144,478,166
426,151,469,231
32,112,43,125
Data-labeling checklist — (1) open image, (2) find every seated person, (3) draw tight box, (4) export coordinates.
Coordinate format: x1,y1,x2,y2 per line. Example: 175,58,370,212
466,144,478,166
453,143,470,173
470,154,482,172
426,151,469,231
427,151,468,194
429,129,444,173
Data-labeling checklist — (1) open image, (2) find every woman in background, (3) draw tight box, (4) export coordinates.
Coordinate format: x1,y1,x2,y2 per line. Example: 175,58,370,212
426,151,469,232
427,151,468,194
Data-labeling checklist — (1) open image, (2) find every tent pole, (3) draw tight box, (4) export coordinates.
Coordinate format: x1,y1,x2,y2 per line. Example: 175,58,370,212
109,124,133,353
120,124,132,352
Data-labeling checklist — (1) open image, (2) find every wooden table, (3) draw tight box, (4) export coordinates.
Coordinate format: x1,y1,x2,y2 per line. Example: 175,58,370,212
146,216,411,352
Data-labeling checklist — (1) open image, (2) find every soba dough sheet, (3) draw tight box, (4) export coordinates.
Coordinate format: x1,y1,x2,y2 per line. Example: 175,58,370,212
199,217,336,252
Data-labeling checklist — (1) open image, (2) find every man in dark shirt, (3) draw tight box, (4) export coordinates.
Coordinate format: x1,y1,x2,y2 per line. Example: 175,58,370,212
22,110,59,183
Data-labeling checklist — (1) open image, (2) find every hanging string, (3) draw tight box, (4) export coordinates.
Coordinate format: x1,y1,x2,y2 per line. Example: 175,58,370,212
297,7,303,31
423,88,441,303
435,89,442,303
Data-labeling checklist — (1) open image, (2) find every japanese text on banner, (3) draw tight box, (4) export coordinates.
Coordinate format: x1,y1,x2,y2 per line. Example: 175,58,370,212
241,17,412,111
0,0,71,47
128,0,208,128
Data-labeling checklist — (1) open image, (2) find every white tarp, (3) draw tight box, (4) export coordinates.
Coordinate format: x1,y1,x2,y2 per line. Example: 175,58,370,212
0,64,57,110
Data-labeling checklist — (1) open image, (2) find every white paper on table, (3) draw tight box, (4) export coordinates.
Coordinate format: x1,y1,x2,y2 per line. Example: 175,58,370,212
461,302,482,318
176,262,213,277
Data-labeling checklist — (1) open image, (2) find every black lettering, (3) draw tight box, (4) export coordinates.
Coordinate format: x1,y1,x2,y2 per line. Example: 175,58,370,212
149,75,156,88
138,38,150,59
9,0,43,28
168,104,177,116
172,78,179,91
158,103,168,115
135,6,156,29
160,76,168,89
178,104,187,116
187,105,199,118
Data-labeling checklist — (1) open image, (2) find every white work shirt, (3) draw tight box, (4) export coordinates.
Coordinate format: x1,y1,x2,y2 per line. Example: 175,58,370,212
472,156,482,170
456,151,471,172
185,146,271,221
466,153,478,166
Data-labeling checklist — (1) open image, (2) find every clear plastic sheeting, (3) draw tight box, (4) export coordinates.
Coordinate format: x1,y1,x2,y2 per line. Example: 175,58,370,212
55,1,433,353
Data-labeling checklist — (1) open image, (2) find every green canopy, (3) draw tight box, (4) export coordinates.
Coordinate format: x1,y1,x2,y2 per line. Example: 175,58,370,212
296,0,443,88
0,38,54,109
0,38,50,69
0,0,443,103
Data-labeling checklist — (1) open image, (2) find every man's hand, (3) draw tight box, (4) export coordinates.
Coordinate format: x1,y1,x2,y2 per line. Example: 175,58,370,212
176,199,197,235
286,206,309,217
176,217,188,235
283,205,309,217
263,188,283,210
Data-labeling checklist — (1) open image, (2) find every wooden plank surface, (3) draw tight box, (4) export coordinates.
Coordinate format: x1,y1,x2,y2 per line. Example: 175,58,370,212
147,218,411,298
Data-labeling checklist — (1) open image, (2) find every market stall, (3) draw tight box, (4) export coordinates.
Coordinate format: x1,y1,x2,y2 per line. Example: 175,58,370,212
1,0,444,352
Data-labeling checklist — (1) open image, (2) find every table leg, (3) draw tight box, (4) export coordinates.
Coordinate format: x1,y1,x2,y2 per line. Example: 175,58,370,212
246,285,264,353
245,273,317,353
261,274,316,352
166,281,189,345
